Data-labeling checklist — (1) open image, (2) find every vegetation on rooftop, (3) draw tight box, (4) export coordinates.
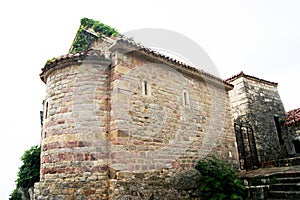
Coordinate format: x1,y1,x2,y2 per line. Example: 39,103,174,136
45,57,56,65
69,18,121,54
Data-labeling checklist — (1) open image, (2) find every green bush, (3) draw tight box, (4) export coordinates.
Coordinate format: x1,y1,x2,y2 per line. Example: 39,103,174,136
9,188,22,200
195,157,246,200
16,145,41,189
9,145,41,199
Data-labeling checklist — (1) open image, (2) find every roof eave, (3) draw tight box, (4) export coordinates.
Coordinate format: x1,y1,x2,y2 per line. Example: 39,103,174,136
109,41,233,90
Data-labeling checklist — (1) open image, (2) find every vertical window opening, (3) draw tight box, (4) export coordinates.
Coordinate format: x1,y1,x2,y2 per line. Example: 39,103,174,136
183,90,190,106
45,102,49,119
40,111,44,126
293,140,300,153
274,116,284,145
144,81,148,96
184,92,187,106
142,81,151,96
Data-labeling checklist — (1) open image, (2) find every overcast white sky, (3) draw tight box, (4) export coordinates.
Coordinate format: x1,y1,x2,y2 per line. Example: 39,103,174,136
0,0,299,199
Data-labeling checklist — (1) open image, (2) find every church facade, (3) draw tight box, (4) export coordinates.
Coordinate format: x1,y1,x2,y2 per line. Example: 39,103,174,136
34,20,293,199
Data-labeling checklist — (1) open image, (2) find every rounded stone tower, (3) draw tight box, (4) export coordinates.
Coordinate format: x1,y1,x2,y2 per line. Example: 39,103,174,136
35,50,112,199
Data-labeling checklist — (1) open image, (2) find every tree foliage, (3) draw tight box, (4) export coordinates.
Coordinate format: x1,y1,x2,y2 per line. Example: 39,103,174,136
195,157,246,200
9,145,41,200
9,189,22,200
16,145,41,189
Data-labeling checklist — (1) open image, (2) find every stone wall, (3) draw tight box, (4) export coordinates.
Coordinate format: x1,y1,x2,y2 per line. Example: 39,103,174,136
35,58,111,199
35,47,239,199
284,122,300,156
228,74,286,164
107,50,239,198
108,169,202,200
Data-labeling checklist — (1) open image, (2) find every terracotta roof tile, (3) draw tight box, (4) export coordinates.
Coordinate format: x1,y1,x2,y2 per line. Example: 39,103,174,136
226,71,278,87
284,108,300,126
40,31,233,89
116,37,233,88
40,49,108,82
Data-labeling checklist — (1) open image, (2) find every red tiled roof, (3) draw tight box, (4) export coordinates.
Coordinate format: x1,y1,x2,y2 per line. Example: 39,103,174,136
40,31,234,89
226,71,278,87
113,37,233,89
284,108,300,126
40,49,109,82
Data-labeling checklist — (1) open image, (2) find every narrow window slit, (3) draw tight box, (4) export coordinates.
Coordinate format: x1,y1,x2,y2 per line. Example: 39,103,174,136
184,92,187,106
45,102,49,119
274,116,284,145
144,81,148,96
142,81,151,96
183,90,190,106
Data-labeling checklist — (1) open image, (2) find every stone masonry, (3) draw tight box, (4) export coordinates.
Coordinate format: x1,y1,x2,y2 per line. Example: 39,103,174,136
34,35,239,199
283,108,300,156
35,54,112,199
227,72,287,167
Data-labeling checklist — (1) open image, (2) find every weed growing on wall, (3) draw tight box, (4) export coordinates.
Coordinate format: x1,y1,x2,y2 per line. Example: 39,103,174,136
70,17,120,53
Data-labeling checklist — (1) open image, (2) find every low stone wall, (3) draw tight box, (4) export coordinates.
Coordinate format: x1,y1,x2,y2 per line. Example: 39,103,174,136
108,169,202,200
34,172,109,199
33,168,204,199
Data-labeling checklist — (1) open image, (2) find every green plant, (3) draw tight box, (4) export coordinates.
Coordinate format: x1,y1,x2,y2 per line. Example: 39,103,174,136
16,145,41,189
80,17,94,29
9,145,40,199
9,188,22,200
195,157,246,200
70,28,98,53
270,176,278,184
279,119,285,125
45,18,122,64
45,57,56,65
69,18,121,54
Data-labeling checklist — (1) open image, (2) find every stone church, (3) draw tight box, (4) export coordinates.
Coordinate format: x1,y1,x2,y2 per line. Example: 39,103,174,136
34,19,295,199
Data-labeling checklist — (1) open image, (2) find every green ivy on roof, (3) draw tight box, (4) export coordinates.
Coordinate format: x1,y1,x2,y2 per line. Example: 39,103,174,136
69,18,121,54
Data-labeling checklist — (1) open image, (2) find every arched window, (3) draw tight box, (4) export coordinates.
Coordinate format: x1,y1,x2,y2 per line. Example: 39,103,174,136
183,90,190,106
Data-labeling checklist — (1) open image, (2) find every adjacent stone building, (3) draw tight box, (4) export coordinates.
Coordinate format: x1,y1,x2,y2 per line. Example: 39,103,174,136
34,29,239,199
227,72,287,169
283,108,300,156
